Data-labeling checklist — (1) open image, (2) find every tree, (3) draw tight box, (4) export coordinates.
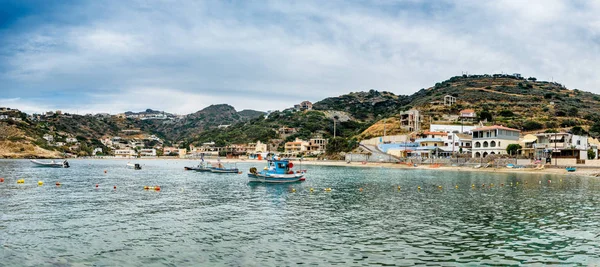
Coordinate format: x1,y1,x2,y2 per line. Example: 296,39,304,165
588,149,596,160
568,107,579,117
499,110,515,117
570,126,587,136
506,144,522,155
478,110,493,122
527,77,537,81
522,121,543,131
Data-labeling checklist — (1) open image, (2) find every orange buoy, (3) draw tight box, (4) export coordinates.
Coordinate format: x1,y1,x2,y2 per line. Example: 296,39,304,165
95,184,99,188
0,178,4,182
114,185,117,189
56,182,61,186
104,170,107,174
155,186,161,191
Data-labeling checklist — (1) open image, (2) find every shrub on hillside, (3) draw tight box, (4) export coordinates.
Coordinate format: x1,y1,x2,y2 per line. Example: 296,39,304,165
522,121,544,131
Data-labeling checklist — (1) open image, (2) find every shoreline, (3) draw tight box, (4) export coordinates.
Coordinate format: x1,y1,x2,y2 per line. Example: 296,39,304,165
25,157,600,178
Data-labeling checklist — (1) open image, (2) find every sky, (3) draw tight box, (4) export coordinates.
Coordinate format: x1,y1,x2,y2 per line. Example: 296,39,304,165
2,0,600,115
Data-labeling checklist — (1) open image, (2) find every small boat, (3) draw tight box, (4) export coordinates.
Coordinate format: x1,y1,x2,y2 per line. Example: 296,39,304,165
248,156,305,183
30,159,70,168
210,162,239,174
506,164,515,169
566,167,576,172
126,163,142,170
185,161,213,172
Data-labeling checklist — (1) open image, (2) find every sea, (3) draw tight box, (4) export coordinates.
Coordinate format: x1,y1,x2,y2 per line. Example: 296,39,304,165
1,159,599,266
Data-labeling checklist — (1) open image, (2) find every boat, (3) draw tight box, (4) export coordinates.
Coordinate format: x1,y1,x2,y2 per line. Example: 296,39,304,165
566,167,576,172
126,163,142,170
30,159,70,168
248,156,305,183
506,164,515,168
210,162,239,174
184,161,213,172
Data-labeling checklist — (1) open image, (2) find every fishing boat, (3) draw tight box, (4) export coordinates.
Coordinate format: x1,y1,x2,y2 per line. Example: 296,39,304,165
184,161,213,172
248,156,305,183
210,162,239,174
30,159,70,168
126,163,142,170
566,167,576,172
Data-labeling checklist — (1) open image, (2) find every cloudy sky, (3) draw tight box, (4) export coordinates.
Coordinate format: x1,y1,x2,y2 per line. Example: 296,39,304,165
1,0,600,115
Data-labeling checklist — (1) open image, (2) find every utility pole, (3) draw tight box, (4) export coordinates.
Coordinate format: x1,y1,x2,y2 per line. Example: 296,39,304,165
384,118,387,138
554,132,557,166
333,118,336,139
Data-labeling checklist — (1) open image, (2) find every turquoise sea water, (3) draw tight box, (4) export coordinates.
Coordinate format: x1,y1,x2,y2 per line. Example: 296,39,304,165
1,159,600,266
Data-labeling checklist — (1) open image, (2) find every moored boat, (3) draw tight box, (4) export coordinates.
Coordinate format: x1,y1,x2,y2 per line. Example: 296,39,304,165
30,159,70,168
566,167,576,172
185,161,213,172
248,156,305,183
210,162,239,173
126,163,142,170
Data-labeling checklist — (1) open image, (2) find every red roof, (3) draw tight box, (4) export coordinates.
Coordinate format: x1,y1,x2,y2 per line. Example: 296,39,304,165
473,125,520,132
460,109,475,113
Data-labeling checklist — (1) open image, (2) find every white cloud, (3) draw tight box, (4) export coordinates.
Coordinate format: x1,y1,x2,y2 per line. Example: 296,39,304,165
2,0,600,114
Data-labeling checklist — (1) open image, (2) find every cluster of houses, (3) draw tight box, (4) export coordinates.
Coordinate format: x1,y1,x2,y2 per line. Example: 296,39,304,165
0,107,23,122
376,121,597,161
100,134,163,158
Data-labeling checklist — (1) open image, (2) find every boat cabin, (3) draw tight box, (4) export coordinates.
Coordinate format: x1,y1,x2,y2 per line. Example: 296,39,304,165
267,158,294,174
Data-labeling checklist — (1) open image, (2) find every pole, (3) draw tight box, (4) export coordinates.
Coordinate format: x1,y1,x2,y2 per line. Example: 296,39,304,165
554,132,557,166
333,118,336,139
384,118,386,137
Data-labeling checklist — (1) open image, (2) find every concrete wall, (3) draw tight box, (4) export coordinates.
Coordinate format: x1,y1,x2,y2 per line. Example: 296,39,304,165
361,135,409,145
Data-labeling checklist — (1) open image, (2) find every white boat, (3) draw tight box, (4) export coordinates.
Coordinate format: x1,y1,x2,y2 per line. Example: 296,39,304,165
126,162,142,170
30,159,70,168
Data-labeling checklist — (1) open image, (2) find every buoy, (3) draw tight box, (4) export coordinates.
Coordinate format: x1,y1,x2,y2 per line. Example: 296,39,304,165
482,184,485,187
490,183,494,187
438,185,442,189
359,188,363,192
292,188,296,193
114,185,117,189
471,184,475,188
397,186,401,190
155,186,160,191
516,182,519,185
324,188,331,192
95,184,99,188
548,180,551,183
0,178,4,182
510,182,513,186
525,181,528,185
538,181,541,184
17,179,24,184
417,186,421,190
455,185,458,189
144,186,149,190
56,182,61,186
560,179,562,182
104,170,107,174
310,188,314,192
38,181,43,186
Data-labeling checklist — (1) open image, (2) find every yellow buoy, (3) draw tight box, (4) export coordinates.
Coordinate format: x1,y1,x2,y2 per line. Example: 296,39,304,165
471,184,475,188
438,185,442,189
417,186,421,190
310,188,314,192
324,188,331,192
490,183,494,187
397,186,401,190
38,181,43,186
292,188,296,193
455,185,458,189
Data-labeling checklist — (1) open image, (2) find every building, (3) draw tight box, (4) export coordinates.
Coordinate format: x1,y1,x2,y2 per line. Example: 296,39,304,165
93,148,103,155
66,137,78,143
444,95,456,106
278,127,297,139
163,147,180,155
114,149,136,158
399,109,421,132
247,141,268,154
534,133,588,160
308,138,328,155
284,138,310,156
415,137,447,158
429,124,476,134
139,148,157,157
459,109,477,122
442,133,472,154
471,125,520,158
294,101,313,111
0,115,8,120
519,134,538,159
43,134,54,142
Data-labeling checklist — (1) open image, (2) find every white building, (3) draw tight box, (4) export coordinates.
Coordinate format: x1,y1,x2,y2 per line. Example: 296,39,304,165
43,134,54,142
429,124,477,134
471,125,520,158
399,109,421,132
534,133,588,160
139,148,157,157
114,149,136,158
442,133,472,154
66,137,78,143
93,148,103,155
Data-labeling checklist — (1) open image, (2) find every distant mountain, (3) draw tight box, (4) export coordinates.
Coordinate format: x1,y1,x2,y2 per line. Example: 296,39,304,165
138,104,265,141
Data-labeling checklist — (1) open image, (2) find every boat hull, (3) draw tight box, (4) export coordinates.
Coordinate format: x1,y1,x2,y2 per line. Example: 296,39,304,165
211,168,239,173
247,173,305,183
30,160,68,168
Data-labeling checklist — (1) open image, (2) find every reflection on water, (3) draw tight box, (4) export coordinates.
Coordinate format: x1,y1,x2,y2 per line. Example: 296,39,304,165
1,159,600,266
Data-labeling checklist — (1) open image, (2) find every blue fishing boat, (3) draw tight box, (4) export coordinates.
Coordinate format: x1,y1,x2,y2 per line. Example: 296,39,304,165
566,167,576,172
248,157,305,183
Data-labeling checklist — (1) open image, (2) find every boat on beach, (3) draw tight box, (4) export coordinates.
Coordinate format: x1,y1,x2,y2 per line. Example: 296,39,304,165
566,167,576,172
248,156,305,183
30,159,70,168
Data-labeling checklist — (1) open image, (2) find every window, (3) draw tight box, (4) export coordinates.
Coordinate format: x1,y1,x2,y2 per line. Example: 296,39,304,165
577,140,581,145
483,141,489,148
448,136,452,140
490,141,496,147
475,142,481,148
